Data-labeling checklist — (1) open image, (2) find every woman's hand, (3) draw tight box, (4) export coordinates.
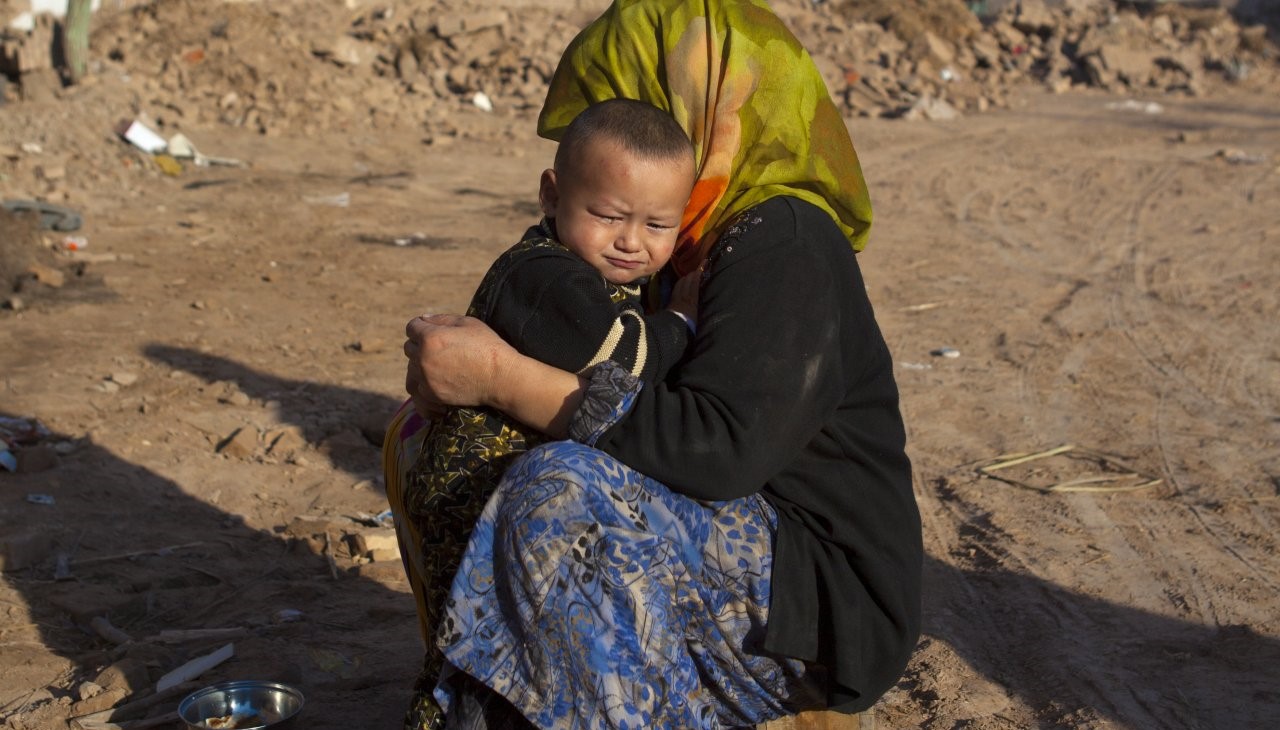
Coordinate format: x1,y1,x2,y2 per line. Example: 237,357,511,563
404,314,514,419
667,268,702,320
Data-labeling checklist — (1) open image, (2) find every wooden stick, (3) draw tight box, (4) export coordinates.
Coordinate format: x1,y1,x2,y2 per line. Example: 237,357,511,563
90,616,134,646
155,643,234,692
979,444,1076,472
70,542,206,568
151,627,249,644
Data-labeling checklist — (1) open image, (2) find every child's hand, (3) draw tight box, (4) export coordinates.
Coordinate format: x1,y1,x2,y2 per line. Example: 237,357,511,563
668,268,701,320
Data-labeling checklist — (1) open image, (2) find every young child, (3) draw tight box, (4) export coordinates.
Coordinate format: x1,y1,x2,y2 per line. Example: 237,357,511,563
402,98,698,725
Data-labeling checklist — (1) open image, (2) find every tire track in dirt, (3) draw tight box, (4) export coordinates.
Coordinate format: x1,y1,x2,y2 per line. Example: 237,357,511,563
1103,157,1280,602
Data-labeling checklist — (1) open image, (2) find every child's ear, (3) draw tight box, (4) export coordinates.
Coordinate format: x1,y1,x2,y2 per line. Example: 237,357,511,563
538,169,558,217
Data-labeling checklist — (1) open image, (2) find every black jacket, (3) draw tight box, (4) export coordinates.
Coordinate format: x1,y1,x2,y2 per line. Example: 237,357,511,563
595,196,922,713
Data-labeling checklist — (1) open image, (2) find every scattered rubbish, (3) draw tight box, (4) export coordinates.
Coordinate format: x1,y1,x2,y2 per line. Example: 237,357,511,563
1214,148,1266,165
472,91,494,112
303,192,350,207
899,301,946,313
930,347,961,358
1,199,83,231
20,142,42,155
1,418,57,472
899,362,933,371
0,416,52,443
116,118,168,153
971,444,1162,493
166,132,248,168
356,232,456,250
940,66,956,82
1105,99,1164,114
153,153,184,176
395,233,428,247
62,235,88,251
25,493,55,505
273,608,305,624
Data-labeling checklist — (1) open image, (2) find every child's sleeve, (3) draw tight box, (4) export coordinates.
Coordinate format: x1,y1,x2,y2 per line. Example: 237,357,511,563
485,252,689,383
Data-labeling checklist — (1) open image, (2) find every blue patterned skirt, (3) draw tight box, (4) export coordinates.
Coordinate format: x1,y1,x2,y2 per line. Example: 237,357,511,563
432,441,824,729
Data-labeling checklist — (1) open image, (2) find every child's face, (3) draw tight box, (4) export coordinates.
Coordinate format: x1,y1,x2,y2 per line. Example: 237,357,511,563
539,137,694,285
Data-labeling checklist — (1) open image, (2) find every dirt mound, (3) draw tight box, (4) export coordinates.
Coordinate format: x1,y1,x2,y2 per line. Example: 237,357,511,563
837,0,983,44
1,0,1277,135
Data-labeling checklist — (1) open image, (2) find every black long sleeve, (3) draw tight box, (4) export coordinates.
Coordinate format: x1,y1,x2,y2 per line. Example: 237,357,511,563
592,197,922,714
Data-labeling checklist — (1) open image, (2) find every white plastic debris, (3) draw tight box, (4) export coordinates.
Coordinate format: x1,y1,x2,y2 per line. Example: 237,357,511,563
472,91,494,112
1105,99,1164,115
118,119,168,153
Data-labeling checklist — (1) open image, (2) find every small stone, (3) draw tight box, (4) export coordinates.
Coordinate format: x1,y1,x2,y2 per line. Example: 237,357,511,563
110,372,139,387
349,338,387,354
3,296,23,311
222,391,252,407
27,263,65,288
266,426,306,457
93,658,149,693
217,427,258,459
97,380,122,393
77,681,105,701
1,529,55,572
70,687,128,716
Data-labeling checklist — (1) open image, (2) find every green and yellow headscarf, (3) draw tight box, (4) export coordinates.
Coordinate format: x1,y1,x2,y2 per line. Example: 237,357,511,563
538,0,873,276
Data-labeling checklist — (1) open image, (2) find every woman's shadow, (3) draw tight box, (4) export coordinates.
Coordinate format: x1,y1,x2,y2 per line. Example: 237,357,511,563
0,346,420,729
921,553,1280,727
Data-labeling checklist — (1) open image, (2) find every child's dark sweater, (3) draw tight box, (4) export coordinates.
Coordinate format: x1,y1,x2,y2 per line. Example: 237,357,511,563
403,220,690,683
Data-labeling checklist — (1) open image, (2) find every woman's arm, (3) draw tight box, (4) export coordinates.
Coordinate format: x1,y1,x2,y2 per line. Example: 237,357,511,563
404,314,586,437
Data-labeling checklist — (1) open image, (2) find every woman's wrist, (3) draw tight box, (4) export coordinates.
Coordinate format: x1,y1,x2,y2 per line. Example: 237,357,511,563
486,348,588,438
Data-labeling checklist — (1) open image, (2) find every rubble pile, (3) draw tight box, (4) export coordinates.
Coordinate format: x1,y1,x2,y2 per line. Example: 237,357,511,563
0,0,1276,135
796,0,1278,118
40,0,587,139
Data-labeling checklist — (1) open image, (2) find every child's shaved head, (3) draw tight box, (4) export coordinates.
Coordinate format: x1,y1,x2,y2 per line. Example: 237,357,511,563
555,98,694,174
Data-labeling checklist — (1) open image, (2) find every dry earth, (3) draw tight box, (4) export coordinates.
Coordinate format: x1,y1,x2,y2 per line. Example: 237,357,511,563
2,2,1280,730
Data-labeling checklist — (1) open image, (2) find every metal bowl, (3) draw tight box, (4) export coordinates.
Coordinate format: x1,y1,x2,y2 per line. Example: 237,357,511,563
177,681,304,730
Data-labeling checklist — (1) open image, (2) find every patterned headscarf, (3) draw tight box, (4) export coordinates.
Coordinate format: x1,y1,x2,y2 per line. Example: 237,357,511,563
538,0,873,276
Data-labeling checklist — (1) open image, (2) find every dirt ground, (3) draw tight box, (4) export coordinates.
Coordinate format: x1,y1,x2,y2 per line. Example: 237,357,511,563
2,2,1279,730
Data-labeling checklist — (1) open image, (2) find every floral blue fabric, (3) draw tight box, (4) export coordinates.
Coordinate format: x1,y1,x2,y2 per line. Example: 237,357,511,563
433,440,824,729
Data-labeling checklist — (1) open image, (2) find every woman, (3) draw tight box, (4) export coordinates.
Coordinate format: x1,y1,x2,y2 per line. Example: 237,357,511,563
386,1,922,728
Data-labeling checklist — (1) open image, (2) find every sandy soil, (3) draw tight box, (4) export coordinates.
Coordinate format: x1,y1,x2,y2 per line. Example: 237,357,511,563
2,13,1280,730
